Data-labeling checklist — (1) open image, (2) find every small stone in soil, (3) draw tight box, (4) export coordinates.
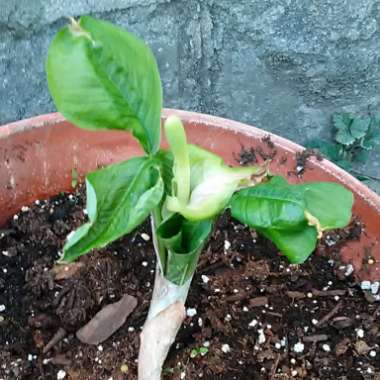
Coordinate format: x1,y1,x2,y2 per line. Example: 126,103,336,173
201,275,209,284
345,264,354,276
140,233,150,241
186,308,197,317
293,342,304,353
322,344,331,352
361,281,371,290
257,329,266,344
371,281,379,294
221,344,231,353
356,328,365,338
0,304,6,312
57,370,66,379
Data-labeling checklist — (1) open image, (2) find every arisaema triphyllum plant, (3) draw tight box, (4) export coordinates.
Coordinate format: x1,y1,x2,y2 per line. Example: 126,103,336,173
46,16,354,380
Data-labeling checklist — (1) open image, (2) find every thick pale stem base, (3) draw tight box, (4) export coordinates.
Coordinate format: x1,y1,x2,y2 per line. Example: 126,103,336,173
138,267,191,380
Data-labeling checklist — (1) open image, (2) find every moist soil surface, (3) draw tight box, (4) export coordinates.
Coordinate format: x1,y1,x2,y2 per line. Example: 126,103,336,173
0,187,379,380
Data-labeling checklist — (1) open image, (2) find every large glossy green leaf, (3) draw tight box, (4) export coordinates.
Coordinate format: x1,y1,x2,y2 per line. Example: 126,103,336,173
296,182,353,230
62,157,164,262
46,16,162,154
230,179,306,230
230,176,353,264
156,213,213,285
258,225,318,263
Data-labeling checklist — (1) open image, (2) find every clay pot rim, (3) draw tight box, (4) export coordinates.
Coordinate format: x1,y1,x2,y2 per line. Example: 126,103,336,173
2,108,379,212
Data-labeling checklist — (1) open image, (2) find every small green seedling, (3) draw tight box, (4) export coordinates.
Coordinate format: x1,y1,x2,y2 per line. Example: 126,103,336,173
46,16,353,380
190,346,209,358
307,112,380,181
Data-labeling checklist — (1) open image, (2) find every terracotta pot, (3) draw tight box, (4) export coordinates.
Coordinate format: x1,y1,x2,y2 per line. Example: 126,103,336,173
0,109,379,280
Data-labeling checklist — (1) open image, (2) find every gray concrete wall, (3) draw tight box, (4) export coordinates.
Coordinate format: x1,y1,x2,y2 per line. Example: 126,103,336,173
1,0,380,190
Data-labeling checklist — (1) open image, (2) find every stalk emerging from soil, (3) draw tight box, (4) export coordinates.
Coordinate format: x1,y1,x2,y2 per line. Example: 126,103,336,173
138,267,189,380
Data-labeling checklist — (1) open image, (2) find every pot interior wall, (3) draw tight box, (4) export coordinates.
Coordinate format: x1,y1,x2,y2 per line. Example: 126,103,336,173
0,109,379,280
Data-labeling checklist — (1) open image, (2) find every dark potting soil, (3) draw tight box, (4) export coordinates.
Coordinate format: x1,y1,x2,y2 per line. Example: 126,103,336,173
0,186,379,380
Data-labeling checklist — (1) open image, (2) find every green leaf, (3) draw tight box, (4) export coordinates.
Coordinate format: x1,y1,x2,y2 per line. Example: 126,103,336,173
354,149,369,163
166,145,264,221
332,113,355,146
305,139,345,164
154,149,174,195
230,176,353,264
46,16,162,154
335,128,355,146
230,178,307,230
333,112,353,131
350,117,370,139
354,173,372,182
362,115,380,150
157,213,213,285
62,157,164,261
296,182,353,230
258,226,318,263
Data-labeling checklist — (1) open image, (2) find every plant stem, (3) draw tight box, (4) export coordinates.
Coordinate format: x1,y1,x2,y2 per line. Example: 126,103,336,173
138,265,190,380
151,206,166,272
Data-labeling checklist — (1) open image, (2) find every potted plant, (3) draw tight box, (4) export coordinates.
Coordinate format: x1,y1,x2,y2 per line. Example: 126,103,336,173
1,16,379,380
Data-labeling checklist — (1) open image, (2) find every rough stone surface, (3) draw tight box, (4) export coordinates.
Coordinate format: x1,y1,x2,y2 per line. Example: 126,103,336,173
1,0,379,190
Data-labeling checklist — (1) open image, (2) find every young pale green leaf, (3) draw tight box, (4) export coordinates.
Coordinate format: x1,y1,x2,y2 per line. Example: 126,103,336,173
157,213,213,285
258,225,318,263
166,145,264,221
46,16,162,154
230,178,307,230
62,157,164,262
164,116,190,204
296,182,353,230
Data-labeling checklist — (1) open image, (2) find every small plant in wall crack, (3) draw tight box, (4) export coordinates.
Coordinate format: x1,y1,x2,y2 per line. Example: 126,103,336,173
46,16,354,380
307,112,380,182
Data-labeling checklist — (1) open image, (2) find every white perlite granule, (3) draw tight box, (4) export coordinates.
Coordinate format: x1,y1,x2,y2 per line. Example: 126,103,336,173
293,342,304,353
